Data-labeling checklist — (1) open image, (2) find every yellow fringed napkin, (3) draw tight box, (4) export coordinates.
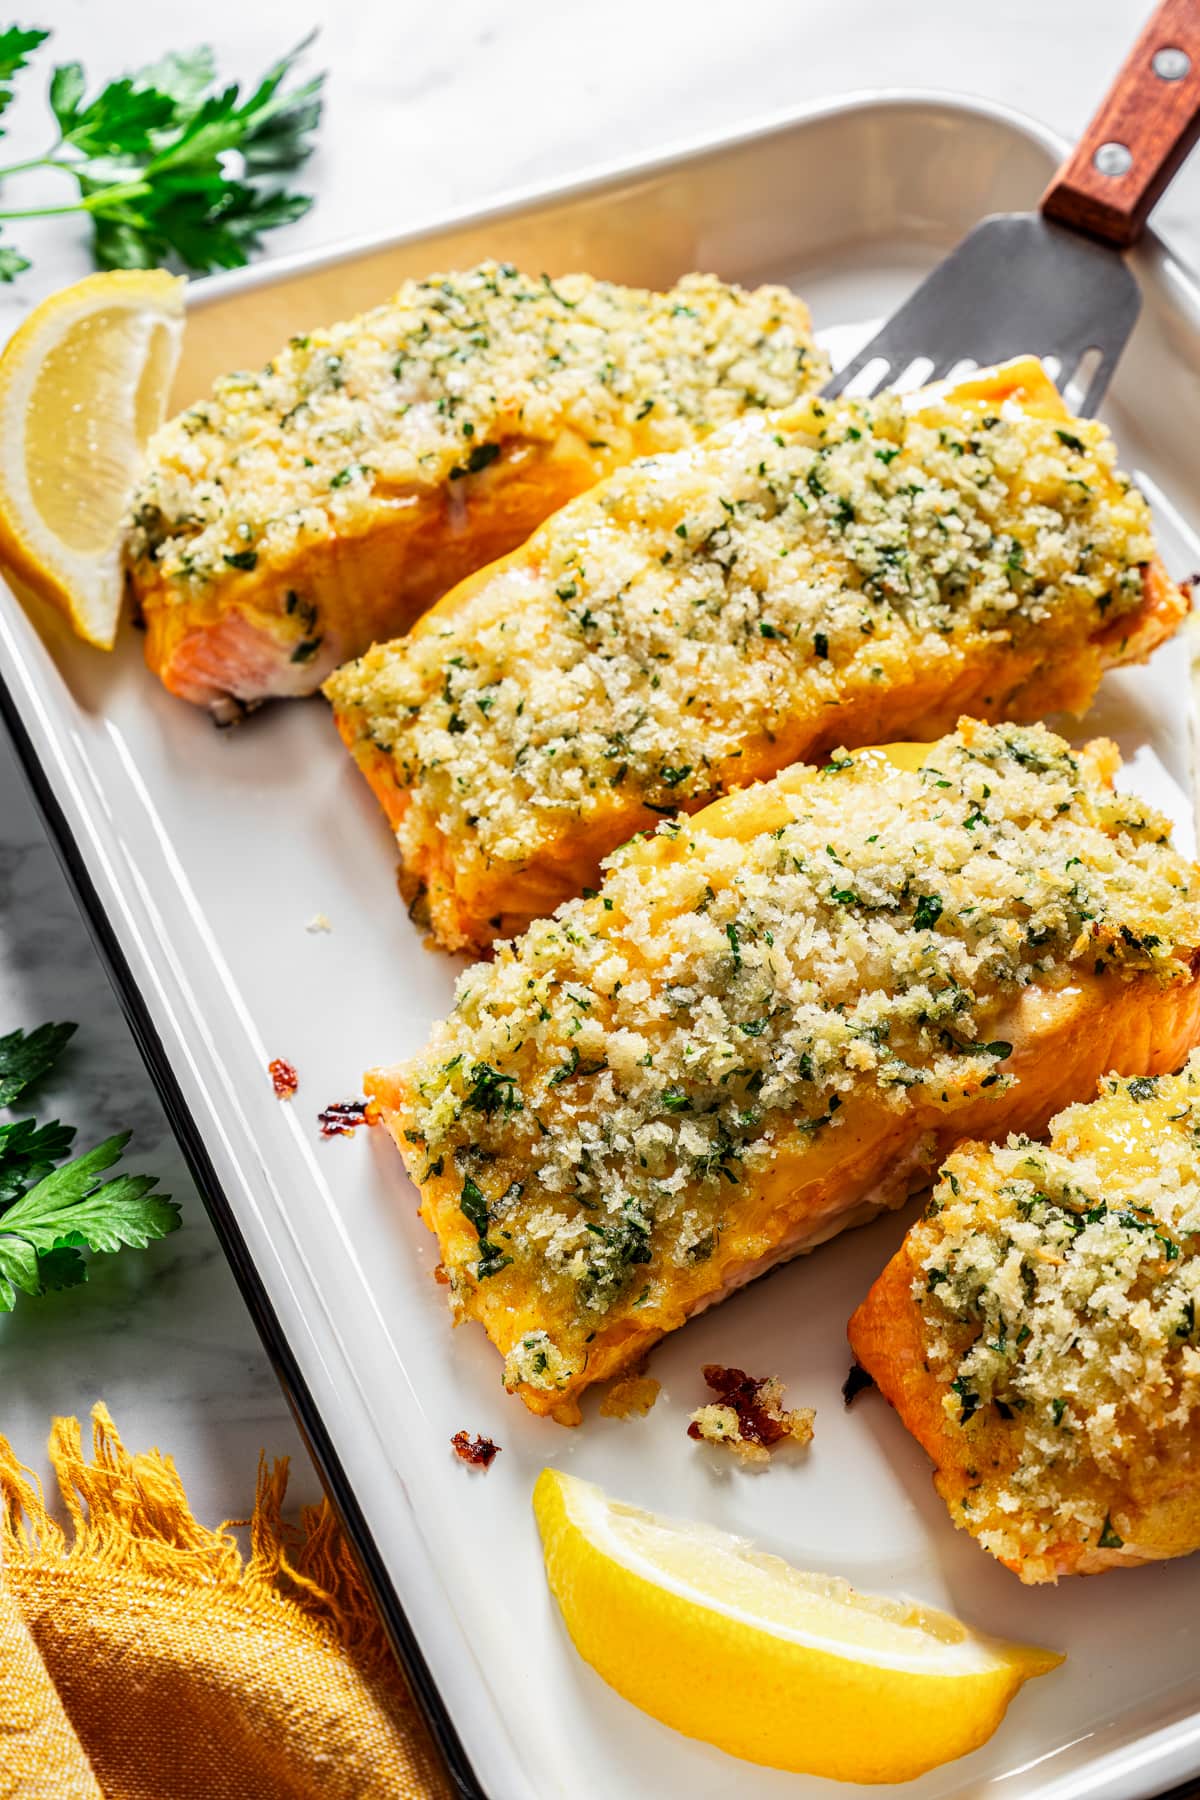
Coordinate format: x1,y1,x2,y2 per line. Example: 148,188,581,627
0,1404,452,1800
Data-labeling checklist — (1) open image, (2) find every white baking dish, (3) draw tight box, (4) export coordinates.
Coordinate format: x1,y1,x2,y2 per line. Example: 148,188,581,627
3,91,1200,1800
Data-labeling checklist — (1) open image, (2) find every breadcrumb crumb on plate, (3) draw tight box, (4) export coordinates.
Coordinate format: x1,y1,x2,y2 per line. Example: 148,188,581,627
687,1366,815,1463
268,1057,298,1099
451,1431,500,1469
600,1374,661,1419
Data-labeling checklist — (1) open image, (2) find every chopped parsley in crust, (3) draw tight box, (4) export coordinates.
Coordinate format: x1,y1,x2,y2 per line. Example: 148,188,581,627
367,721,1200,1419
125,263,825,591
327,358,1180,952
878,1056,1200,1581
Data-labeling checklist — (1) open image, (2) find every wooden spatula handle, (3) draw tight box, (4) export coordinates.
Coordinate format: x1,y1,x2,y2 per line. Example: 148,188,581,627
1042,0,1200,246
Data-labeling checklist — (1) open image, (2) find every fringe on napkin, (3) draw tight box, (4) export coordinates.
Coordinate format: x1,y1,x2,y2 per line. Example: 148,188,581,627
0,1404,452,1800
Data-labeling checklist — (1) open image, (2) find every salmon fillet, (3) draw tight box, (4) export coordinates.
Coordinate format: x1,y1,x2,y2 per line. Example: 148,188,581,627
327,357,1186,953
849,1054,1200,1583
123,264,826,714
366,719,1200,1422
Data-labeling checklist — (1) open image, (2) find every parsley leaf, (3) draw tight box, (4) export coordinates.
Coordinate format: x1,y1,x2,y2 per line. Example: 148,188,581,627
0,1023,178,1309
458,1175,512,1280
0,1114,75,1203
913,894,943,932
464,1061,522,1118
53,68,177,157
0,1232,41,1305
34,1242,88,1291
449,441,500,480
0,1129,178,1309
0,29,324,278
0,25,47,115
0,1131,175,1251
132,47,217,112
239,42,325,176
1098,1513,1124,1549
0,1020,75,1105
459,1174,489,1237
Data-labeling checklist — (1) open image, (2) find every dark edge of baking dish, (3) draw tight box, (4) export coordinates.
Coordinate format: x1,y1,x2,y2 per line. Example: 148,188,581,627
0,665,487,1800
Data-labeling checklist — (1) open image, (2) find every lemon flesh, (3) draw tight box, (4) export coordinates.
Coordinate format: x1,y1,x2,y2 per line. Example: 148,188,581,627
533,1467,1062,1784
0,269,185,649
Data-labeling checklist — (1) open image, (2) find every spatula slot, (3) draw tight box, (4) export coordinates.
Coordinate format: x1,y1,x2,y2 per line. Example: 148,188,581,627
836,354,892,400
1063,346,1104,413
891,355,935,393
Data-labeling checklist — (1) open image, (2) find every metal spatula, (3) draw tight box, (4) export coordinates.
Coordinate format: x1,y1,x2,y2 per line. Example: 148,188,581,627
826,0,1200,415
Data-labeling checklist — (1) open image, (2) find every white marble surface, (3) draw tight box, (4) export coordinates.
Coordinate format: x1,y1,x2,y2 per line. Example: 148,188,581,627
2,0,1199,1531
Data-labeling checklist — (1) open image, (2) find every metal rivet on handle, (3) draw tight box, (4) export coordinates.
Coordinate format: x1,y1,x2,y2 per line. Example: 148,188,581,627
1153,46,1191,80
1093,141,1133,177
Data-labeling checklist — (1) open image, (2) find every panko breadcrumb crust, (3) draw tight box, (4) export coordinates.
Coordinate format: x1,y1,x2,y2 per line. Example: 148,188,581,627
328,359,1183,952
367,719,1200,1420
126,263,826,705
851,1053,1200,1582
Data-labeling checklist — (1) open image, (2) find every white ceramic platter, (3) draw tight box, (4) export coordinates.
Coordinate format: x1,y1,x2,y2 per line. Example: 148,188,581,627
3,92,1200,1800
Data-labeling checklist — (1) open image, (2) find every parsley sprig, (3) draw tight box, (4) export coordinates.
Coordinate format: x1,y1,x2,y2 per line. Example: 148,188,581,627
0,1020,179,1309
0,1016,75,1103
0,25,324,280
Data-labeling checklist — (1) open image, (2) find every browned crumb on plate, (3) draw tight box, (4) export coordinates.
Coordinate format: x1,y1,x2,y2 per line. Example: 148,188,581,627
451,1431,500,1469
687,1365,814,1464
599,1372,661,1419
268,1057,298,1099
842,1361,876,1407
317,1098,372,1138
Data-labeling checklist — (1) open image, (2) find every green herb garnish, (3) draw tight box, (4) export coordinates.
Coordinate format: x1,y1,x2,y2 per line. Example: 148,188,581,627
1098,1514,1124,1549
459,1174,489,1237
464,1061,522,1118
0,1020,75,1105
459,1175,512,1280
913,894,943,932
449,441,500,480
0,1021,177,1310
0,1132,178,1308
950,1376,980,1425
0,28,324,278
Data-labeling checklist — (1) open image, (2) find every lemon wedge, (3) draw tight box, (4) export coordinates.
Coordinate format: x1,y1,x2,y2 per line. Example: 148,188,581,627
533,1468,1061,1783
0,268,185,649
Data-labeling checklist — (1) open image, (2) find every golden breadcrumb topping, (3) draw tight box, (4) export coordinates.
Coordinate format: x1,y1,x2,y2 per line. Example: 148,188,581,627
914,1053,1200,1573
125,263,824,587
399,722,1200,1398
329,388,1154,865
599,1373,662,1419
